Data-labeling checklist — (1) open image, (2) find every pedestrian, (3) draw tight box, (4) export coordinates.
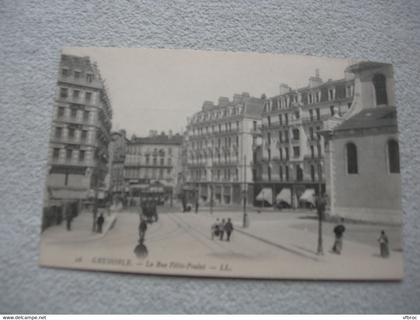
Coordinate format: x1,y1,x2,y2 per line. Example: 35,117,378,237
139,216,148,243
65,205,73,231
224,218,234,241
195,199,199,214
332,219,346,254
378,230,390,258
219,219,226,241
211,218,220,240
96,213,105,233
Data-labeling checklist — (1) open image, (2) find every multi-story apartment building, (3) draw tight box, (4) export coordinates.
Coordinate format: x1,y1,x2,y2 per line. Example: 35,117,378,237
254,70,355,208
108,130,128,198
124,131,183,205
46,54,112,205
185,93,265,206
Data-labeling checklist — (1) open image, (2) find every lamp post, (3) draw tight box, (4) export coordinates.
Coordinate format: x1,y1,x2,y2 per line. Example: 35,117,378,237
242,154,248,228
316,141,324,255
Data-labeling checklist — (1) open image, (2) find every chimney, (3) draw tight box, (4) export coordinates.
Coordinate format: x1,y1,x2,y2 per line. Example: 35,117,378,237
309,69,323,88
279,84,291,95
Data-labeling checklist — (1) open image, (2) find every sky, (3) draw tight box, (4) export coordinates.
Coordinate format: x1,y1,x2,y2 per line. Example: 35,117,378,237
62,47,353,137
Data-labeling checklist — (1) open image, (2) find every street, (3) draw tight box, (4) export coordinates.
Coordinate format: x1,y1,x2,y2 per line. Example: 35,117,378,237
39,207,404,279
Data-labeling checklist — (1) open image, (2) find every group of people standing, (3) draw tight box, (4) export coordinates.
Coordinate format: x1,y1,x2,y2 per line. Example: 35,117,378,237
211,218,234,241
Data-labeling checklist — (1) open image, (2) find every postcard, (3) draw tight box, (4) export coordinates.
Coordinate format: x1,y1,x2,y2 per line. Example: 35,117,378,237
39,48,403,279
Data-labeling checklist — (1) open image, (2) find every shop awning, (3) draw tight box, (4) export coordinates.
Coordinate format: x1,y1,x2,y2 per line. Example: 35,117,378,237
256,188,273,204
276,188,291,205
299,188,315,205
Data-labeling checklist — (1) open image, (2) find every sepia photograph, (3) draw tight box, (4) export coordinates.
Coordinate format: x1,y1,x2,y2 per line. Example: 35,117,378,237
39,47,403,280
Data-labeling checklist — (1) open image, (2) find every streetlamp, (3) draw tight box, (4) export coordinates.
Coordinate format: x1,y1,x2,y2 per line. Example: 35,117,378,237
242,154,248,228
316,140,324,255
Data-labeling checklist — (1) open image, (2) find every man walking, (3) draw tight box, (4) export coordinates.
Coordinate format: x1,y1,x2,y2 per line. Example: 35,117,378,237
219,219,226,241
332,219,346,254
224,218,234,241
96,213,105,233
139,216,148,243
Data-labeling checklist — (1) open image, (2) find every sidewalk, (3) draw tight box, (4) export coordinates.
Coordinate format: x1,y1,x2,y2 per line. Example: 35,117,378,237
41,211,118,244
233,216,404,279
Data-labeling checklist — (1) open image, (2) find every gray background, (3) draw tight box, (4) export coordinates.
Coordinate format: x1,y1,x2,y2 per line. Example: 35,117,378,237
1,0,419,314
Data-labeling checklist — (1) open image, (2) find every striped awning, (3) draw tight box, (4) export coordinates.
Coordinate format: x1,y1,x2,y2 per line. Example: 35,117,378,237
256,188,273,204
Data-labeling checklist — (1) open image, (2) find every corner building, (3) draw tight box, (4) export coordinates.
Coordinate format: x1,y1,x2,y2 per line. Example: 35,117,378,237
254,70,355,208
185,93,265,206
46,54,112,205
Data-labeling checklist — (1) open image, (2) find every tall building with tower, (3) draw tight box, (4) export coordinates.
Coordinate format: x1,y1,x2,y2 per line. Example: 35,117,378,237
322,61,401,223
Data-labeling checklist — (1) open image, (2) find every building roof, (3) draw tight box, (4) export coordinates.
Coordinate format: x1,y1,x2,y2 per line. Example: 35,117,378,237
334,106,397,132
131,134,183,145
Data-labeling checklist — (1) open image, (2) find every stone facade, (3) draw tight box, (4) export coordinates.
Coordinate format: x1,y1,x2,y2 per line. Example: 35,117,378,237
254,70,355,207
185,93,265,206
46,54,112,202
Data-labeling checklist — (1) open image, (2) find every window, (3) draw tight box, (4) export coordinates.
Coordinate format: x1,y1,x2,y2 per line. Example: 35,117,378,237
81,130,88,141
53,148,60,160
279,148,283,160
79,150,85,162
278,131,282,143
316,108,320,120
66,149,72,161
373,74,388,105
328,89,334,101
253,121,257,130
267,132,271,145
292,129,299,140
330,105,335,116
309,109,314,121
346,142,358,174
279,166,283,180
267,148,271,161
388,140,400,173
73,90,80,99
348,102,352,109
83,110,89,121
311,165,315,182
279,114,282,125
168,158,172,166
160,158,164,165
58,106,65,118
285,166,289,181
285,147,289,160
68,128,75,139
60,87,68,99
70,108,77,118
61,68,69,77
55,127,62,138
153,157,157,165
310,127,314,140
293,146,300,158
296,165,303,181
284,130,289,142
85,92,92,102
74,71,81,79
267,116,271,127
285,113,289,125
295,111,300,119
86,73,94,82
310,145,315,158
